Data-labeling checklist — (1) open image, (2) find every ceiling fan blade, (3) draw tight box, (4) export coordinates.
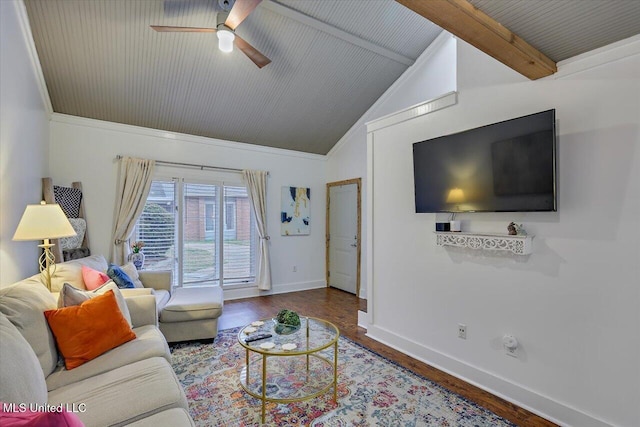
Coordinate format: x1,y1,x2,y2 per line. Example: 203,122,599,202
234,34,271,68
225,0,262,30
150,25,217,33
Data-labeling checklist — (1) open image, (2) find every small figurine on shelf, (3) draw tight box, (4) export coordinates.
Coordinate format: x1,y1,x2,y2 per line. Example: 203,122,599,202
507,222,525,235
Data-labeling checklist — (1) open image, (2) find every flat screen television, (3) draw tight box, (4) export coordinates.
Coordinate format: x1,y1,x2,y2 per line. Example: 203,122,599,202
413,109,556,213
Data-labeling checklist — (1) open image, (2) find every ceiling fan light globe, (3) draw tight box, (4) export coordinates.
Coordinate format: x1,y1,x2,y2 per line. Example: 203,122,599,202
217,30,235,53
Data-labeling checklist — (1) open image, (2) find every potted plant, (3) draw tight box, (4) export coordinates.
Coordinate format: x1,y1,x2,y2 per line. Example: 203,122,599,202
273,309,301,335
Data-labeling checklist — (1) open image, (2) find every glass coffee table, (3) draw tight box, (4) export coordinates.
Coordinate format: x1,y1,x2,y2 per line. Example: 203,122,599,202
237,317,339,423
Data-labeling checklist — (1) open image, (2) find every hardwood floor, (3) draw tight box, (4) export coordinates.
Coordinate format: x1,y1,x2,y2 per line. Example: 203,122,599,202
219,287,557,427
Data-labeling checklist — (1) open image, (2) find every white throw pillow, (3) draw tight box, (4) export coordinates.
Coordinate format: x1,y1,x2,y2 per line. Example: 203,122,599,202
120,262,144,288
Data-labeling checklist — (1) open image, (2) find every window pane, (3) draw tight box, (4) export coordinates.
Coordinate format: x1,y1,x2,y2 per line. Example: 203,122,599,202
136,181,177,283
183,183,218,286
223,185,256,284
205,203,214,231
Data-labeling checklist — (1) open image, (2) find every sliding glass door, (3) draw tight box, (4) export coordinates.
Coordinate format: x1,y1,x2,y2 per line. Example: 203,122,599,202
134,176,256,288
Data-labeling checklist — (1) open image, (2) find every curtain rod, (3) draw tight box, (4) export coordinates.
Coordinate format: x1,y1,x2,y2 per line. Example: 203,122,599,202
115,155,268,175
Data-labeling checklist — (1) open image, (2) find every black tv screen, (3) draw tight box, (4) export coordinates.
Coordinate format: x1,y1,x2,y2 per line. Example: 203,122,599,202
413,110,556,213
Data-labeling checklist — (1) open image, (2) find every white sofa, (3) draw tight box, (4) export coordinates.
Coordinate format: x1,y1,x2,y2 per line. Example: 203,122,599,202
0,262,195,426
44,254,224,343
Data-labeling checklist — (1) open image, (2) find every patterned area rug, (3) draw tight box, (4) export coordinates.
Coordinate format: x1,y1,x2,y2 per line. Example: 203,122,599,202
171,328,515,426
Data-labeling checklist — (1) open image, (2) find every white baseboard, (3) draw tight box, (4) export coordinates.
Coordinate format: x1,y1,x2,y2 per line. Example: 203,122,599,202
223,280,326,301
366,324,613,427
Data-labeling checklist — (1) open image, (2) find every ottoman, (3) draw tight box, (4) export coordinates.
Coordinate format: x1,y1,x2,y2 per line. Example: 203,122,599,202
159,286,223,343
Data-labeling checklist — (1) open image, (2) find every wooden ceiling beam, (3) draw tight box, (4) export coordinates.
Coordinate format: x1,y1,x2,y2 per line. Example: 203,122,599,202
395,0,557,80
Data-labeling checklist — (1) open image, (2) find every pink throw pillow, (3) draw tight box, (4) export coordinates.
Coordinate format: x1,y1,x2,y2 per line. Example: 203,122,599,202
0,404,85,426
82,265,109,290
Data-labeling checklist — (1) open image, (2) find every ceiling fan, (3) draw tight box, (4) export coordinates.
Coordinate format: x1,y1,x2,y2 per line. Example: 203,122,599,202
151,0,271,68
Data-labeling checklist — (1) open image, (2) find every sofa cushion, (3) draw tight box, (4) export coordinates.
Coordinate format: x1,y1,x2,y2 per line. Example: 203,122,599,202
48,357,188,427
0,313,48,405
155,290,171,313
0,280,59,376
120,262,144,288
46,325,171,391
45,291,136,370
48,254,109,292
81,265,109,290
58,282,132,327
160,286,223,323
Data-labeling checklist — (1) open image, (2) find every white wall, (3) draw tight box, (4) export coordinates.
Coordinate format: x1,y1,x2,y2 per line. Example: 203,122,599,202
366,37,640,427
49,115,327,298
0,1,50,286
327,33,457,297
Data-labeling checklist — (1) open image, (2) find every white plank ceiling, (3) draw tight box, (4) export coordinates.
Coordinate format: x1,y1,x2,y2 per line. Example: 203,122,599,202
23,0,640,154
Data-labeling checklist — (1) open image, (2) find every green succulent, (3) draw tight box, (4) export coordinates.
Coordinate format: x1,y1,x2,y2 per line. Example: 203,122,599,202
276,309,301,326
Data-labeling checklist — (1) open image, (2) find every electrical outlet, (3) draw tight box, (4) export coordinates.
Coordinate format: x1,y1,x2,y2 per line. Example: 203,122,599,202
503,335,519,358
458,324,467,339
292,265,297,272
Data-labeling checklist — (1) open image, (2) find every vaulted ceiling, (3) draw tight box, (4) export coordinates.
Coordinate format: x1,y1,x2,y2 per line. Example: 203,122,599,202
23,0,640,155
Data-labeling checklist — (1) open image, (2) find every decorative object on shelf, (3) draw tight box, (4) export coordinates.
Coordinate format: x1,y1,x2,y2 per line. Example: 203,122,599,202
128,241,145,270
435,222,450,232
12,202,77,290
281,186,310,236
273,309,301,335
435,232,533,255
507,222,526,235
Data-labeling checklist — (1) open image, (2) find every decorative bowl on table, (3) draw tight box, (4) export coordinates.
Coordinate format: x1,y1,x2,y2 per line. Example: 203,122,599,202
273,309,301,335
272,319,300,335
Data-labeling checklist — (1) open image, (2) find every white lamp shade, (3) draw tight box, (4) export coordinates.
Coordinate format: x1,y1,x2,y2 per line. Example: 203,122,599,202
217,29,235,53
13,202,77,241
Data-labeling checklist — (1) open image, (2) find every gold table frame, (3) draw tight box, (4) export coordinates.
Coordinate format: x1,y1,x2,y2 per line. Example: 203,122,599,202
237,317,339,424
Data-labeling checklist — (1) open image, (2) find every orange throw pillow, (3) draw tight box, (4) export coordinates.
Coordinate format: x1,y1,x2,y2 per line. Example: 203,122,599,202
44,290,136,370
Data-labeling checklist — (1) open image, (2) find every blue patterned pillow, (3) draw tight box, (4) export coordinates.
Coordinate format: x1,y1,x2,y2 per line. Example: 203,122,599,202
106,264,135,289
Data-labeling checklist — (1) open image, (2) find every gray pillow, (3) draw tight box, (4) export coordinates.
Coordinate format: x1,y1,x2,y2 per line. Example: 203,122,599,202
58,281,132,327
0,279,59,377
0,313,48,405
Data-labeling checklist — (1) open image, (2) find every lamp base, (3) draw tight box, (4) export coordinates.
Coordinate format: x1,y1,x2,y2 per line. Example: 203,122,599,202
37,241,57,291
450,220,462,232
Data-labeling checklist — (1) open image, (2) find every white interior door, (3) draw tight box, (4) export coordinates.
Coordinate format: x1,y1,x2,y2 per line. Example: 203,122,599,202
328,183,358,294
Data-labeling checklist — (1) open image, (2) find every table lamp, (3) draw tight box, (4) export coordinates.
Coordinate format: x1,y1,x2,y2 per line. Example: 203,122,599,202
13,201,76,290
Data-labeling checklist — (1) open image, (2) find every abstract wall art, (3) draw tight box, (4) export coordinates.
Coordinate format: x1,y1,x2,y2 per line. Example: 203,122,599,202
281,186,310,236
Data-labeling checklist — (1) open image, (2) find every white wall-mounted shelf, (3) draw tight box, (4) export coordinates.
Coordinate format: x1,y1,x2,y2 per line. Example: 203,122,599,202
435,232,533,255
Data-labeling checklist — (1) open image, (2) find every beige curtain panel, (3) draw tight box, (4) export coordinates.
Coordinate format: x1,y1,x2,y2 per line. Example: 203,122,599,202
242,170,271,290
110,157,155,264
